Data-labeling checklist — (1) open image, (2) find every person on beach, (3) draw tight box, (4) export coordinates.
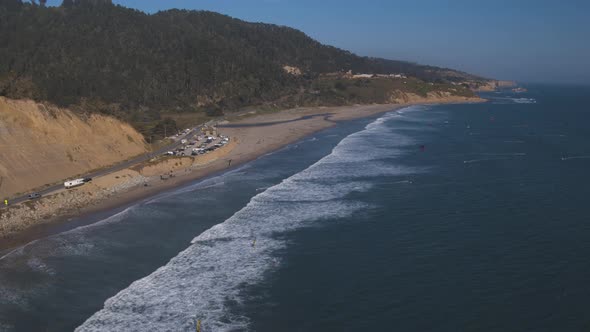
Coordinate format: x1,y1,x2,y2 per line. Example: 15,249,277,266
228,159,232,167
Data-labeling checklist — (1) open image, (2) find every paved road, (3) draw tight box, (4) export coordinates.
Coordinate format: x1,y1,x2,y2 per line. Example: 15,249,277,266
4,129,200,207
217,113,334,128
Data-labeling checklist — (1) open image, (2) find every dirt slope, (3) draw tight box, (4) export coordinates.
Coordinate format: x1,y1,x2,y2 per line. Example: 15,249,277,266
0,97,147,198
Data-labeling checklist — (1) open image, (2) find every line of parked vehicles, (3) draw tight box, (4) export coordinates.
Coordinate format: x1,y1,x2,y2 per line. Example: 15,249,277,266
164,135,230,157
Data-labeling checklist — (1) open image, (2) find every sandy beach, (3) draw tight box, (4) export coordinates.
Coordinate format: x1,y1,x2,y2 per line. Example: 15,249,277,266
0,96,483,252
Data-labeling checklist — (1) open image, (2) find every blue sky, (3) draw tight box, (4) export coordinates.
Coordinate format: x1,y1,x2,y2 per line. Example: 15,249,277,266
46,0,590,84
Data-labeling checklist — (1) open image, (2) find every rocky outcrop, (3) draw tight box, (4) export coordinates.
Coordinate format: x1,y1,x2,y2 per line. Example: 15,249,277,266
283,65,302,76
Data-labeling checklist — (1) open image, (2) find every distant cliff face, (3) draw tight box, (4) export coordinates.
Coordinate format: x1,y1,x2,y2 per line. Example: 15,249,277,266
474,80,517,91
0,97,147,198
386,90,483,104
496,80,517,87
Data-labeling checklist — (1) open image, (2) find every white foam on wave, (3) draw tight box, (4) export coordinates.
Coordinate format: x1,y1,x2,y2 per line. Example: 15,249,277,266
478,153,527,156
393,105,439,122
308,108,426,166
379,180,414,185
512,97,536,104
0,207,133,264
0,239,38,262
492,97,537,104
463,158,510,164
145,164,254,204
255,180,373,202
561,155,590,161
26,257,56,276
76,109,428,332
463,153,526,164
0,207,142,316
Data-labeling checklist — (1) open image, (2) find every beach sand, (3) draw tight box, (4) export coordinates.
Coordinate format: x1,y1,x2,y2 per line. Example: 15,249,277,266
0,97,482,252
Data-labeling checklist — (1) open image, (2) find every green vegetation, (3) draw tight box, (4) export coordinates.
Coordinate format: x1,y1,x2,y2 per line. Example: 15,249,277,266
303,77,475,105
0,0,489,139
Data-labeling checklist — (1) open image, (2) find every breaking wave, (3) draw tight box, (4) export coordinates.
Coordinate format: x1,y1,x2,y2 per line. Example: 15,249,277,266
561,155,590,161
492,97,537,104
76,107,427,332
463,158,510,164
463,153,527,164
513,97,536,104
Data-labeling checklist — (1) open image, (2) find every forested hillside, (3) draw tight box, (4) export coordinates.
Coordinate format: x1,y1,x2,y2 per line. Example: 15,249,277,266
0,0,488,137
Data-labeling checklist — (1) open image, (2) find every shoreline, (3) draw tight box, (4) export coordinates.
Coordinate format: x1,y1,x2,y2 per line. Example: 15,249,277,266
0,97,484,253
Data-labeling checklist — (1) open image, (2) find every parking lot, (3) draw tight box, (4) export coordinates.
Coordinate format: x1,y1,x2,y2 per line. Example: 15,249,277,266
164,133,230,158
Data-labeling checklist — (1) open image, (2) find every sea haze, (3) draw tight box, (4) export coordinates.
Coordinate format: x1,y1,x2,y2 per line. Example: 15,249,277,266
1,85,590,331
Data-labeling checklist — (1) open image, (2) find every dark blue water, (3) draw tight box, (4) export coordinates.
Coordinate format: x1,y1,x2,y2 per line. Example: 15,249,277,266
1,85,589,331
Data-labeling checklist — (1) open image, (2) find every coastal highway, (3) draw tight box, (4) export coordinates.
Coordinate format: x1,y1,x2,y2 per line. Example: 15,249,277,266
4,129,200,207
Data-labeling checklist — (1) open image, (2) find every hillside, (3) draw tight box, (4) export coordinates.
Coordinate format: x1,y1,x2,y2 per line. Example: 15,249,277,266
0,97,147,198
0,0,489,138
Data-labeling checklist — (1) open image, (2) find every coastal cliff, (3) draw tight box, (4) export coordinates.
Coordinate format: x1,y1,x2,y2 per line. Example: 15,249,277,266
387,90,484,104
0,97,148,198
474,80,517,91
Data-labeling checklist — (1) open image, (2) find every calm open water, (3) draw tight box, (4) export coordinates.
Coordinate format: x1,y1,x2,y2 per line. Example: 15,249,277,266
1,84,589,331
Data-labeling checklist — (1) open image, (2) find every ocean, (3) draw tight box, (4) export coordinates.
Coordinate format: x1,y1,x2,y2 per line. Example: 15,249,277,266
1,84,590,331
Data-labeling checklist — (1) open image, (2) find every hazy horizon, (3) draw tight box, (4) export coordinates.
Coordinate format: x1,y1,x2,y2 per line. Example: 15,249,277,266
44,0,590,85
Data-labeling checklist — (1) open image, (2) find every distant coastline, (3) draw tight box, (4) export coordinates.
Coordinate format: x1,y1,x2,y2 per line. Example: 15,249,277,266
0,95,484,253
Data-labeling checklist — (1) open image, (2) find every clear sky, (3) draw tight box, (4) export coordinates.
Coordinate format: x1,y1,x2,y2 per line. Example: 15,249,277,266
46,0,590,84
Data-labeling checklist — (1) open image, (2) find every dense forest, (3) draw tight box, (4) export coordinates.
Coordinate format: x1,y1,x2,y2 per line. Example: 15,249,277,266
0,0,488,138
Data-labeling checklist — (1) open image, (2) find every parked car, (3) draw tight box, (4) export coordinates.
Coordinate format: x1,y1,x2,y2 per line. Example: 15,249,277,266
28,193,42,200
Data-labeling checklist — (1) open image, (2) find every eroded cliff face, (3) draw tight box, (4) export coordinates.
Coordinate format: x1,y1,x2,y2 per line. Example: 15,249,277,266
0,97,147,197
387,90,484,104
474,80,517,91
